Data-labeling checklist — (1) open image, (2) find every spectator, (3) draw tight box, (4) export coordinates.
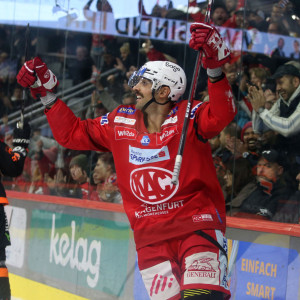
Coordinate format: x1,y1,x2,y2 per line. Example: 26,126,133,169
218,122,241,164
224,0,238,17
140,39,177,63
250,77,277,136
248,64,300,158
211,4,229,27
224,158,256,211
0,52,17,88
151,4,168,18
222,62,251,129
98,50,124,100
290,40,300,60
248,9,268,32
69,154,91,199
85,91,109,119
249,67,271,89
264,22,289,57
267,3,283,24
118,42,135,72
272,169,300,223
91,152,122,203
70,46,95,86
44,166,70,197
223,7,251,29
231,149,294,220
226,121,260,168
0,85,24,116
271,37,286,58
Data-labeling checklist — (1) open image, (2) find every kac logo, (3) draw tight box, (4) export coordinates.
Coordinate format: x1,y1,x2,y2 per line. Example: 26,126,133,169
141,135,150,146
130,167,178,204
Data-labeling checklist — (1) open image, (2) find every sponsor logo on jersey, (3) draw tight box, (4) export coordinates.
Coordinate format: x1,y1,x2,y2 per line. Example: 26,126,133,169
140,261,180,300
129,146,170,165
100,113,109,125
115,126,137,140
184,252,220,285
190,103,203,119
117,107,136,115
135,200,184,218
157,125,178,144
167,106,178,117
192,214,213,222
130,166,178,204
161,116,178,126
114,116,136,125
141,135,150,146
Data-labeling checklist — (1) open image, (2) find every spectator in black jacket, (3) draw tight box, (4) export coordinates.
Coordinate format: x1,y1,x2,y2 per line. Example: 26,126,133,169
231,149,294,220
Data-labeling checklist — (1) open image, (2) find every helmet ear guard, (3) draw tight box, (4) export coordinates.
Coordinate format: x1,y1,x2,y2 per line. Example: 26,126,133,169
128,61,187,101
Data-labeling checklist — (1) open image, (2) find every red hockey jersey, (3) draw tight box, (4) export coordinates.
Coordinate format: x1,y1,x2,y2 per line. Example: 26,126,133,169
46,77,236,250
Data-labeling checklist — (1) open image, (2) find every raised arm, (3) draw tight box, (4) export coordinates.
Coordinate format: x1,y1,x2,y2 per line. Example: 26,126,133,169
189,23,236,138
17,57,111,152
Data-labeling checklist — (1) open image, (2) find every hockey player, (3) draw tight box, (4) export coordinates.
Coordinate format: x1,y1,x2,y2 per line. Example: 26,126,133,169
17,23,235,300
0,122,31,299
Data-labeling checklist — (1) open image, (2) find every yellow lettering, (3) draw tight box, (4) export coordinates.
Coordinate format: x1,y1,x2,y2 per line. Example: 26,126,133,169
245,283,276,299
251,283,259,296
241,258,246,271
255,260,260,273
266,263,271,276
249,259,255,273
271,287,276,300
246,282,251,295
259,261,265,275
271,264,277,278
265,286,270,299
258,284,265,297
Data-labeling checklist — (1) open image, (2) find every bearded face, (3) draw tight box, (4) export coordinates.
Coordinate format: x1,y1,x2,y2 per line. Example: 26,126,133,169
243,127,259,152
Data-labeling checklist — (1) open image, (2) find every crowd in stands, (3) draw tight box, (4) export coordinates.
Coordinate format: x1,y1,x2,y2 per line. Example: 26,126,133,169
1,0,300,222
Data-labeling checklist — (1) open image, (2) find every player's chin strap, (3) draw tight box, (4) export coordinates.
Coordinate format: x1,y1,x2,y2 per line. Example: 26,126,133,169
141,89,171,112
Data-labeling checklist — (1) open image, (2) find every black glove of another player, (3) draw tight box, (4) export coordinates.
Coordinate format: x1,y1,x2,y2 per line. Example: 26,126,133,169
13,122,31,150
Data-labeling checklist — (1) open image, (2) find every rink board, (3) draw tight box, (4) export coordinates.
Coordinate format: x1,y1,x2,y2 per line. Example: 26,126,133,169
6,191,300,300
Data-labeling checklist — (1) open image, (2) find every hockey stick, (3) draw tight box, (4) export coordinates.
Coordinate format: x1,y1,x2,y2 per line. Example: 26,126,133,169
18,23,30,130
171,0,213,185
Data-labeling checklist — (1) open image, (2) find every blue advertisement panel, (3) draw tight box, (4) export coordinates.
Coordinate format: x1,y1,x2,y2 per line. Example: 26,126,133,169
230,241,300,300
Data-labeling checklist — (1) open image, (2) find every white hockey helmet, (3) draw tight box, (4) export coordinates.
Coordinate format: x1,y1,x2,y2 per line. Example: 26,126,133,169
128,61,187,101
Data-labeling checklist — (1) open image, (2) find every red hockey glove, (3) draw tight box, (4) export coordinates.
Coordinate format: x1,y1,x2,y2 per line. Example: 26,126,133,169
189,23,231,69
33,56,58,90
16,60,36,88
30,85,47,99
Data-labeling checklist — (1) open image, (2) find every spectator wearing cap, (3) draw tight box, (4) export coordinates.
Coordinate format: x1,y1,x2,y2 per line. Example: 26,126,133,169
231,149,294,220
248,64,300,158
225,121,260,168
69,154,91,199
248,9,268,32
223,7,251,29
